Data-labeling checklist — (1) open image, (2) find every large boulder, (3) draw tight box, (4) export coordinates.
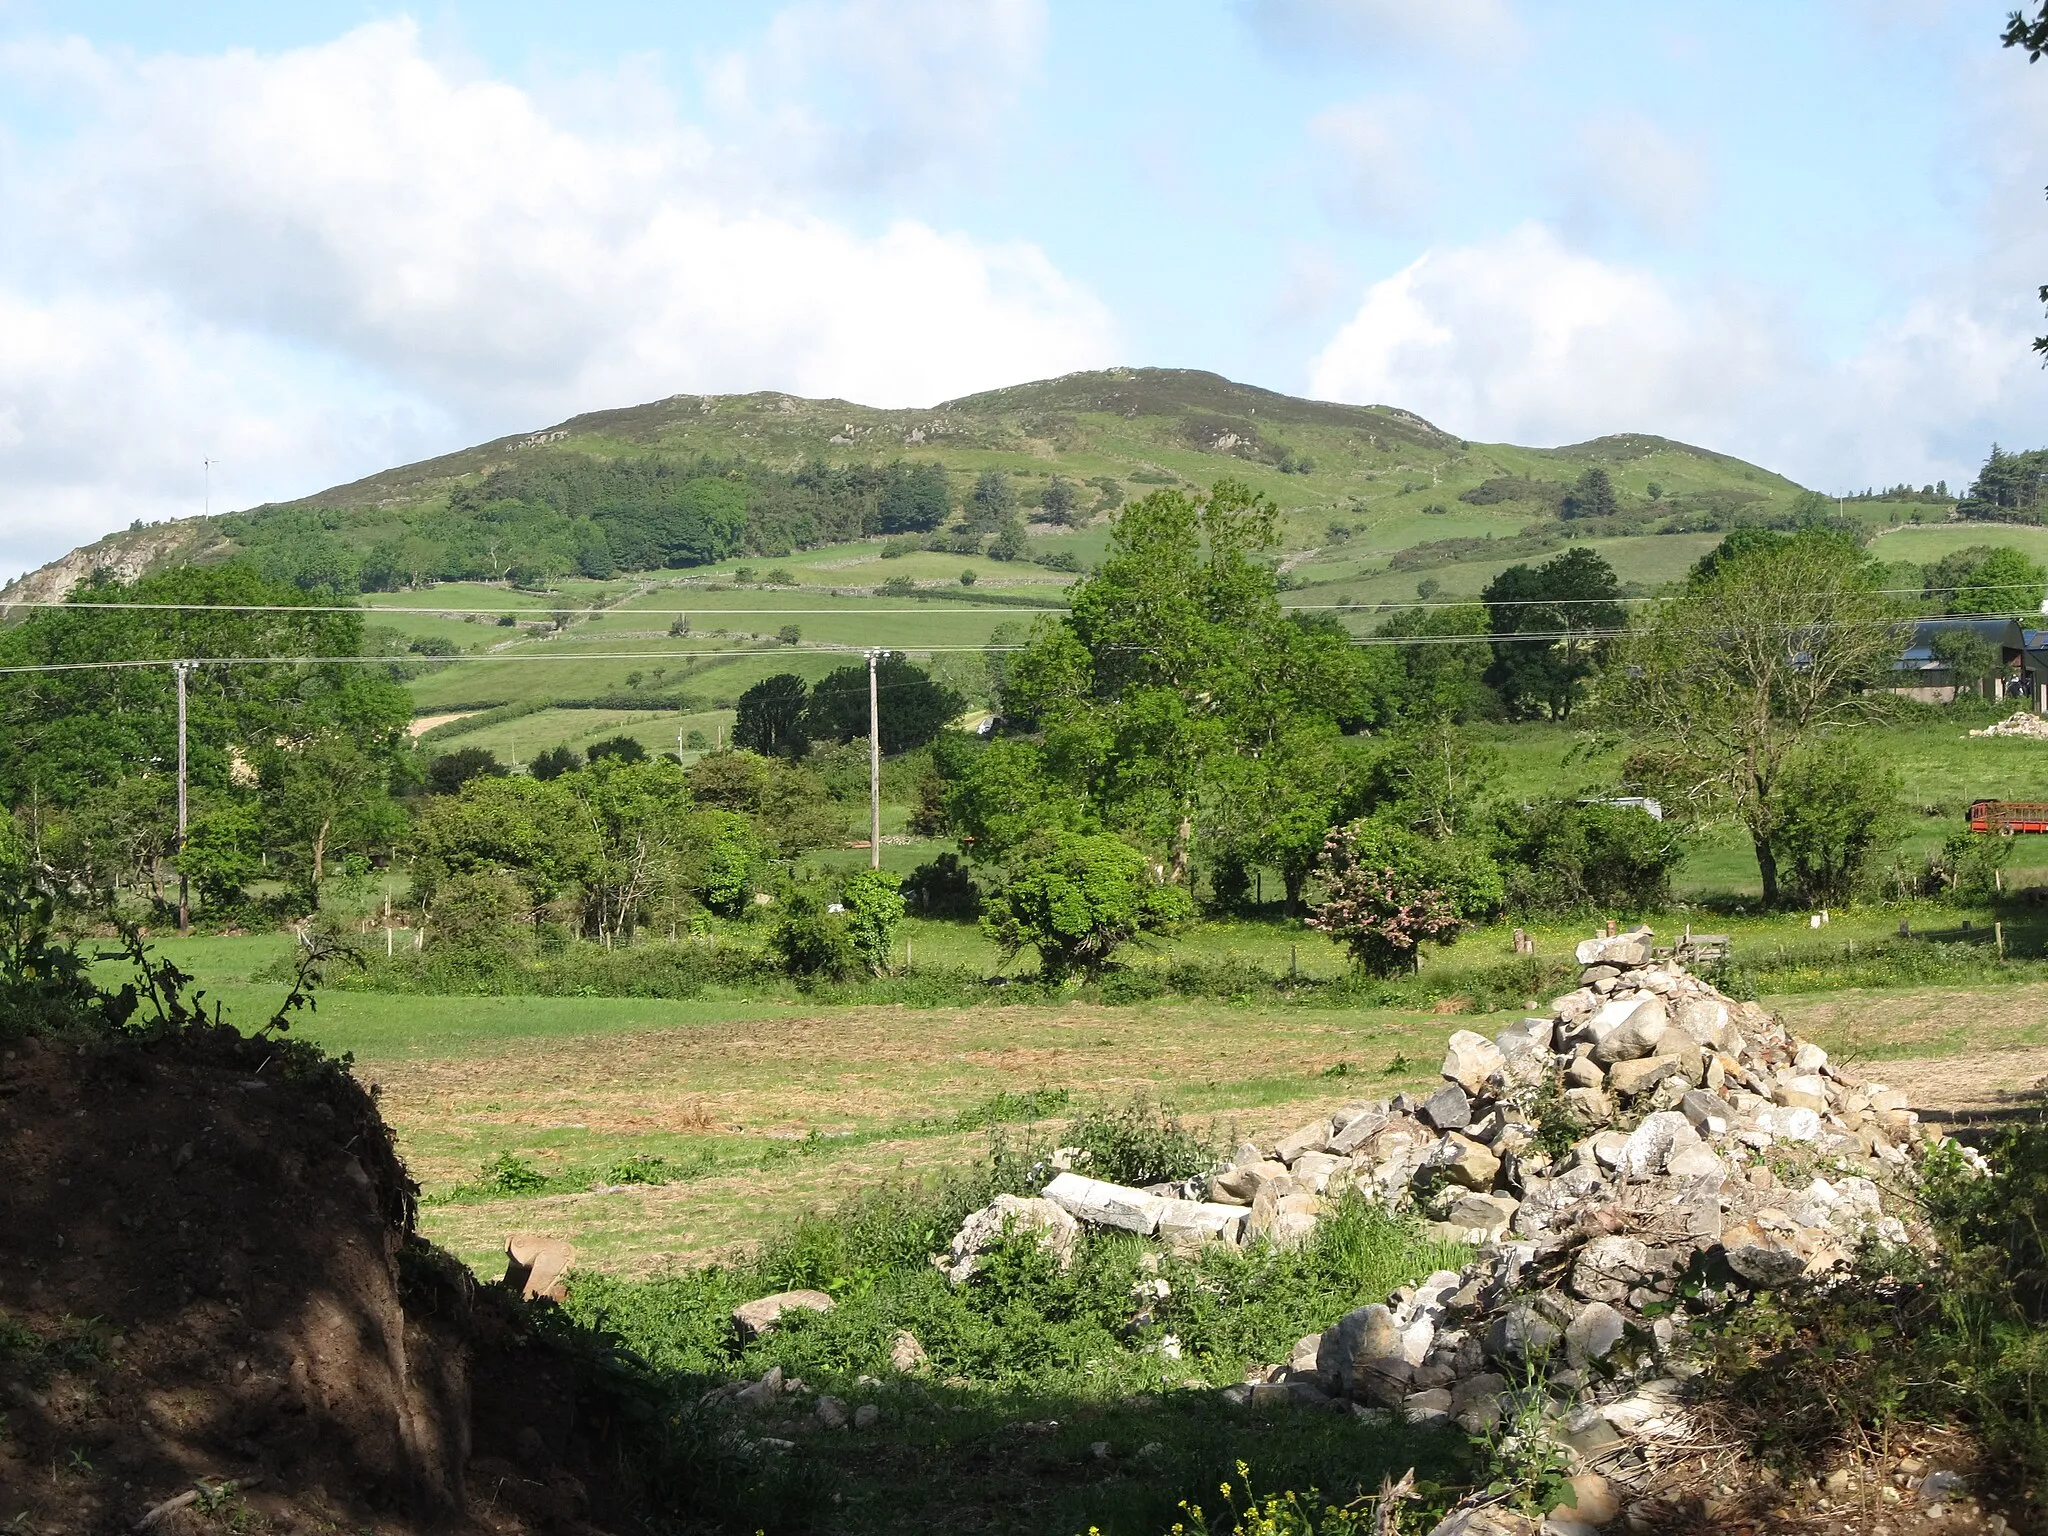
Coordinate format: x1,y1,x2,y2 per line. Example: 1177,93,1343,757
1590,995,1670,1064
1441,1031,1506,1096
940,1194,1079,1284
1574,929,1653,968
1042,1171,1167,1234
733,1289,836,1337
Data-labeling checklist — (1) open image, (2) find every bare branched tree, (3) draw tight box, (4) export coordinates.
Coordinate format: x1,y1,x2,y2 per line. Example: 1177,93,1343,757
1614,533,1908,908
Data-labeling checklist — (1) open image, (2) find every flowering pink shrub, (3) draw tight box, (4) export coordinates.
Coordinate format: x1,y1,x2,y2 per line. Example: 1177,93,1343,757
1308,820,1477,975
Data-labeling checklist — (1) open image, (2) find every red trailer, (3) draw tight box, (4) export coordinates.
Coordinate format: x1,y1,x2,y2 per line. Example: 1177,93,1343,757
1968,799,2048,834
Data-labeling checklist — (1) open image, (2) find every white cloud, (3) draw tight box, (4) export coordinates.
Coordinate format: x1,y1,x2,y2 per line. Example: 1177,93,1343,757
1242,0,1520,59
702,0,1047,191
1309,224,1781,445
1306,220,2046,491
1306,98,1432,225
0,13,1113,574
1557,110,1715,241
0,288,446,580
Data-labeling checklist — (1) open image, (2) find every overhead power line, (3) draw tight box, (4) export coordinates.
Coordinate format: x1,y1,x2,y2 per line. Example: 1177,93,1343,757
0,612,1988,677
3,580,2044,619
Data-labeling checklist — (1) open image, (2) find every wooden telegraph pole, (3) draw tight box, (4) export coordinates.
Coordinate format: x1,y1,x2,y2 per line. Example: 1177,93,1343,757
867,650,881,869
174,660,192,934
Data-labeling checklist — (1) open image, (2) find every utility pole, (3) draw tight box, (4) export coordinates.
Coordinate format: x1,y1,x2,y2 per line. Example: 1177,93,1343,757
174,660,192,934
203,458,216,518
867,649,881,869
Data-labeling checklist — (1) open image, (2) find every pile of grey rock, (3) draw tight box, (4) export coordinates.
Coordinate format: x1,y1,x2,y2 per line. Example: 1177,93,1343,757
940,926,1978,1533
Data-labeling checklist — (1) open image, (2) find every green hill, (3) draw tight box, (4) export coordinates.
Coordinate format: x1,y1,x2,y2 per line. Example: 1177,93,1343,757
4,368,1820,602
1,368,1847,749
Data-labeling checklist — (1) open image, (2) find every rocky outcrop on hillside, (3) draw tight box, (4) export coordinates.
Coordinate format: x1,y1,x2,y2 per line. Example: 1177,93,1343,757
0,519,227,612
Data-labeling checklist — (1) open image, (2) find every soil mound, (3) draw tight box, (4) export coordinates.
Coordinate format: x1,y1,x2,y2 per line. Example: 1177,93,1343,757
0,1024,615,1536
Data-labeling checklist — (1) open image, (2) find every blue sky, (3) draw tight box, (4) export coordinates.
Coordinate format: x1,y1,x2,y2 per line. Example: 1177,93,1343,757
0,0,2043,577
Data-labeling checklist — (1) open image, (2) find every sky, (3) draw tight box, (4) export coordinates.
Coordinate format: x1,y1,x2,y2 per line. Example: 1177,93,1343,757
0,0,2044,579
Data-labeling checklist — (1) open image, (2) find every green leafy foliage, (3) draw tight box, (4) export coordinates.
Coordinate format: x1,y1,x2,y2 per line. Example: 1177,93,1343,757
806,654,964,754
1622,527,1904,907
1480,547,1623,720
981,833,1192,978
424,746,508,795
734,673,812,758
840,868,905,975
769,888,855,981
1063,1097,1214,1187
1923,543,2048,613
0,565,411,811
1495,799,1681,915
1771,741,1901,905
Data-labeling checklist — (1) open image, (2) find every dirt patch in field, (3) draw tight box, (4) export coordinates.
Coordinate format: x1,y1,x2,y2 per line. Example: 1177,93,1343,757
408,711,479,737
1774,985,2048,1131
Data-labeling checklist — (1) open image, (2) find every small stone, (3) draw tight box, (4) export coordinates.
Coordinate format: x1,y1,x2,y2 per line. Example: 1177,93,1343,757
1421,1083,1473,1131
505,1233,577,1303
1551,1472,1621,1528
1576,929,1652,968
1209,1160,1290,1204
889,1330,928,1372
1607,1055,1680,1098
1679,1089,1734,1136
853,1403,880,1430
1722,1221,1808,1287
814,1394,848,1429
1571,1234,1654,1304
1289,1151,1344,1192
1156,1197,1248,1248
1441,1031,1506,1095
1793,1042,1829,1073
1564,1300,1627,1365
1274,1118,1334,1163
733,1366,784,1409
1664,1140,1724,1180
1329,1104,1392,1154
733,1289,835,1337
1485,1302,1560,1363
1773,1073,1829,1112
1563,1055,1606,1091
1090,1440,1112,1459
1429,1133,1501,1189
1619,1110,1699,1177
1563,1086,1613,1125
1673,997,1733,1050
1041,1171,1167,1233
1402,1386,1454,1423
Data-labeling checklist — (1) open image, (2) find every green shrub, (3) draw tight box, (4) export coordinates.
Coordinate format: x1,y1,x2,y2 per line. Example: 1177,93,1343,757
477,1152,549,1194
981,833,1192,979
840,868,905,975
903,852,981,918
1065,1097,1215,1187
1772,742,1901,906
768,889,854,982
1497,799,1681,914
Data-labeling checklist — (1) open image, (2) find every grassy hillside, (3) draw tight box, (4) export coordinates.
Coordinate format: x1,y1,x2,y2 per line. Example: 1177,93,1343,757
3,368,1817,602
11,366,1977,741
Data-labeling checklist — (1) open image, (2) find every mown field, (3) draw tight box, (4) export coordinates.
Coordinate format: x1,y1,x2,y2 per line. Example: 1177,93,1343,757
153,873,2048,1280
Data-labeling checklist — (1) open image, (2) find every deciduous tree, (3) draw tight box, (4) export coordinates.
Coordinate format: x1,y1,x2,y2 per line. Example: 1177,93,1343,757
1617,528,1905,908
